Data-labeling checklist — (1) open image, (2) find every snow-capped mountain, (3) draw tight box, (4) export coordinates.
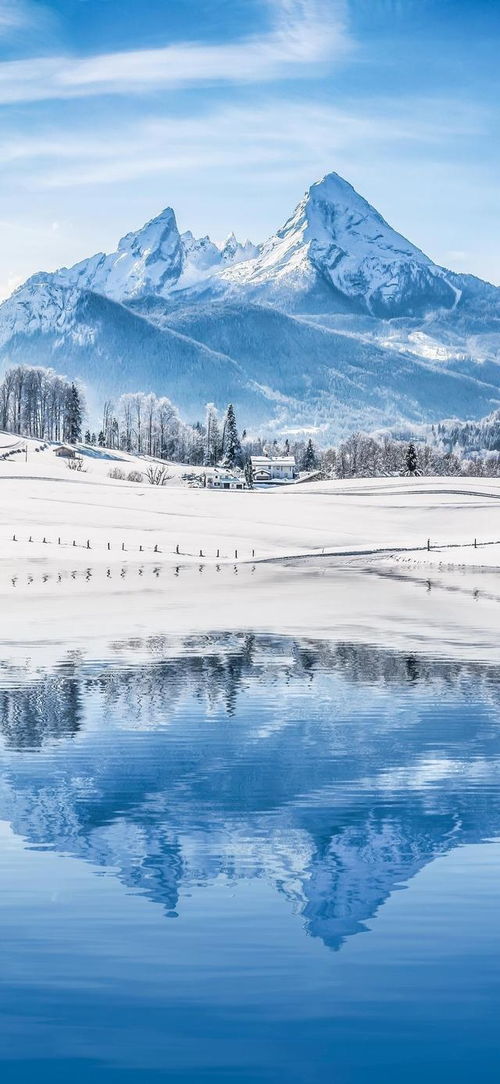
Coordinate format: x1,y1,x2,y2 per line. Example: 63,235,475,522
217,172,460,317
23,207,258,303
1,169,499,434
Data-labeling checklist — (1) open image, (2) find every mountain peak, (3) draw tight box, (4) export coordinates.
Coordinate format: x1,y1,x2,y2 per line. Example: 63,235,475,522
4,169,463,316
117,206,180,259
301,170,426,264
220,168,459,317
307,169,358,199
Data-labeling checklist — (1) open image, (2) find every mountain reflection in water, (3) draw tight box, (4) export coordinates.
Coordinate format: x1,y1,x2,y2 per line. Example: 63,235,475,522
1,633,500,952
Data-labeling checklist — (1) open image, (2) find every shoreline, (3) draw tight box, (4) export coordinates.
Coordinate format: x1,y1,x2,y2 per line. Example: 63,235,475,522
2,555,500,670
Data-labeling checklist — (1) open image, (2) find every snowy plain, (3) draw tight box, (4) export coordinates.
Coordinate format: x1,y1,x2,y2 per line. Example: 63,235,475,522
2,432,500,667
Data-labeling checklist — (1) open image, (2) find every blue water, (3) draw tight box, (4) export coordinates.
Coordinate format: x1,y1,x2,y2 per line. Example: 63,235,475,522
1,634,500,1082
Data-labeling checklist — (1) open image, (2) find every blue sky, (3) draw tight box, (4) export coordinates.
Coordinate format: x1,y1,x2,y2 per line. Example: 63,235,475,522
0,0,498,297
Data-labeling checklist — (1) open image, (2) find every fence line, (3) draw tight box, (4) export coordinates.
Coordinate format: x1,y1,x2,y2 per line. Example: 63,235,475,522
6,530,500,565
8,532,257,562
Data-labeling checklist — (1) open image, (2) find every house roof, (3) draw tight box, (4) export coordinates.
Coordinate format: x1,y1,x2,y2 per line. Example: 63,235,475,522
207,467,242,480
251,456,296,467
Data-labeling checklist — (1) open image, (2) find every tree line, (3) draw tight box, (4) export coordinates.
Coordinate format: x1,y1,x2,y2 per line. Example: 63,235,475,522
329,431,500,478
83,391,320,471
4,364,500,477
0,366,83,443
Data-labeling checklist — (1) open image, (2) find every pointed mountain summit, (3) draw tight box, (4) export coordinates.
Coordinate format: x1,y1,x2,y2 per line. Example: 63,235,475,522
39,206,184,301
220,171,459,316
220,233,259,265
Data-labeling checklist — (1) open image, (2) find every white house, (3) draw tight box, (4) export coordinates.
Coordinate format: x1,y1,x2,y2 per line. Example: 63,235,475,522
205,468,246,491
250,455,298,483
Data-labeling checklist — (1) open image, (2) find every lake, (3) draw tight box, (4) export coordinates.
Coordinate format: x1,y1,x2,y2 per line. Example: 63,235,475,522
1,632,500,1082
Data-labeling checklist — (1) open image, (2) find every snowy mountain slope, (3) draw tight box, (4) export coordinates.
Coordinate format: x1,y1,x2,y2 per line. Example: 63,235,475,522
5,284,496,435
150,299,500,424
0,284,273,418
1,167,500,432
2,283,500,436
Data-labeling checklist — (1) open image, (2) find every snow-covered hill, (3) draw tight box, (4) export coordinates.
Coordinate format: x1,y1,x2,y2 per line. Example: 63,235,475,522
1,169,499,434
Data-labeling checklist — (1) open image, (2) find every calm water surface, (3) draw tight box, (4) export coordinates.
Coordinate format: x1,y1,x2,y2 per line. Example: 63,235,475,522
1,633,500,1082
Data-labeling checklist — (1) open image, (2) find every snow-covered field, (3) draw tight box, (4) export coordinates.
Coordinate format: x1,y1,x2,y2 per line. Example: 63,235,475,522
2,433,500,664
2,434,500,565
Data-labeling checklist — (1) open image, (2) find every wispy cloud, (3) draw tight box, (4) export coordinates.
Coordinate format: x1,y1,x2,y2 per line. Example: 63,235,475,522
2,97,487,189
0,0,53,39
0,0,350,104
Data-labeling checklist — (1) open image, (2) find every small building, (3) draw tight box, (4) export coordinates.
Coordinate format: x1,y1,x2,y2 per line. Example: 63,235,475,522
53,444,77,458
205,468,246,491
250,455,298,483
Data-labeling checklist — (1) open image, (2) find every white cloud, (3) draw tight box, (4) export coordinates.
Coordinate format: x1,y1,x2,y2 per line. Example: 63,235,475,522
0,0,53,38
0,0,350,104
1,97,486,189
0,0,33,35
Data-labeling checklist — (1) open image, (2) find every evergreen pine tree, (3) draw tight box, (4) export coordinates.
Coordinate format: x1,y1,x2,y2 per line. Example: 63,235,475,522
64,383,83,444
302,438,317,471
84,429,91,444
405,442,418,475
98,430,105,447
222,403,242,468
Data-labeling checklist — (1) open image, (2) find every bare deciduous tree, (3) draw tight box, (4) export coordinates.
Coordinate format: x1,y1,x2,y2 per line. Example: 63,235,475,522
145,464,171,486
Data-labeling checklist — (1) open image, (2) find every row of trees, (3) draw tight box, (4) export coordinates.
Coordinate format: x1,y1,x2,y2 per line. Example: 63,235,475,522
0,368,318,470
86,393,322,472
322,432,500,478
84,394,246,467
4,364,500,478
0,366,83,443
